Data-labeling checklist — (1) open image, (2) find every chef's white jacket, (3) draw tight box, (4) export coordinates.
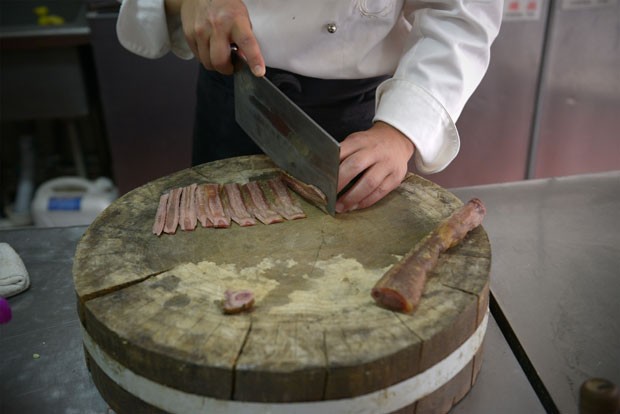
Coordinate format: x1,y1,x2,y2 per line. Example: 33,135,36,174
117,0,503,174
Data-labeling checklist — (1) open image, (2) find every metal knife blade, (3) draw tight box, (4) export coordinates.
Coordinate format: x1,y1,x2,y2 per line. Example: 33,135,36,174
233,52,340,215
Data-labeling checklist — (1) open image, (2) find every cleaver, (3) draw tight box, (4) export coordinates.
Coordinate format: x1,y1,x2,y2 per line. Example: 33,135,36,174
233,51,340,215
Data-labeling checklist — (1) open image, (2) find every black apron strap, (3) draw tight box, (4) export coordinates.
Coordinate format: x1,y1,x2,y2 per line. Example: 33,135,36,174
192,65,389,166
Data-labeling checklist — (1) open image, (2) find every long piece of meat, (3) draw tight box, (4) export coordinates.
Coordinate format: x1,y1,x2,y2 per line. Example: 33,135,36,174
203,183,231,228
163,187,183,234
241,182,284,225
152,192,169,236
371,198,486,313
179,184,198,231
222,183,256,227
266,177,306,220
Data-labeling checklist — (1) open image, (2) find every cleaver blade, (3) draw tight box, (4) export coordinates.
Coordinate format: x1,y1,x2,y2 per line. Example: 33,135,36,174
233,54,340,215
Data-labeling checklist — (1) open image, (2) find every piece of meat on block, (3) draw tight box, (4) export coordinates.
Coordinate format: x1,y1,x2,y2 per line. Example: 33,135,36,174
163,187,183,234
152,192,169,236
371,198,487,313
179,184,198,231
195,184,214,228
203,183,230,228
222,289,255,314
265,177,306,220
241,181,284,225
280,172,327,214
222,183,256,227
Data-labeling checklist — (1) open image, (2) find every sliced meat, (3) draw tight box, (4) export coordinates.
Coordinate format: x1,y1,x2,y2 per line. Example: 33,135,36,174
222,183,256,227
195,184,214,228
163,187,183,234
152,192,169,236
179,184,198,231
241,182,284,225
280,172,327,213
266,177,306,220
371,198,487,313
222,289,255,314
204,183,231,228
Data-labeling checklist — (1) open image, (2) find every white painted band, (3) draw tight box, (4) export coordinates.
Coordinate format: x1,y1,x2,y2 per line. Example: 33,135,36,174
83,310,488,414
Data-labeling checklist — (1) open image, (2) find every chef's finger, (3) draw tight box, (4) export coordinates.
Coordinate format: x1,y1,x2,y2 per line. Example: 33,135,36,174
182,22,201,62
194,37,213,70
187,38,200,63
337,149,374,194
355,172,403,210
210,29,235,74
336,165,390,213
231,21,264,76
339,132,367,162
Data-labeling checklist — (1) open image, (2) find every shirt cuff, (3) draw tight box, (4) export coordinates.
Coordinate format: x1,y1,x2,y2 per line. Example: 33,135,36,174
117,0,193,60
117,0,171,59
373,78,460,174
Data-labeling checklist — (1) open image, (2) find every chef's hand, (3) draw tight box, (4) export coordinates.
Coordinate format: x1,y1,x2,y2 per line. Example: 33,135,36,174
165,0,265,76
336,122,414,213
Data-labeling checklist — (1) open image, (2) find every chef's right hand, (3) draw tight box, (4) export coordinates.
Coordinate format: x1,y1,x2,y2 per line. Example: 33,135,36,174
165,0,265,76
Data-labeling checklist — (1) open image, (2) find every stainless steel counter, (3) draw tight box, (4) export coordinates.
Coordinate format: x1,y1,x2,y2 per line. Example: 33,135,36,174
8,172,619,412
451,170,620,414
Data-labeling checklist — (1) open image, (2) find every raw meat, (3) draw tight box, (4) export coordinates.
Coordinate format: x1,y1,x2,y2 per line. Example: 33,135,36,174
241,182,284,225
265,178,306,220
222,183,256,227
203,184,231,228
163,187,182,234
152,192,169,236
195,184,214,228
280,172,327,213
179,184,198,231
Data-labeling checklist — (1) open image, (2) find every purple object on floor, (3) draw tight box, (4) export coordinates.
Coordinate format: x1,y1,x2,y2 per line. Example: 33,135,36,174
0,297,12,324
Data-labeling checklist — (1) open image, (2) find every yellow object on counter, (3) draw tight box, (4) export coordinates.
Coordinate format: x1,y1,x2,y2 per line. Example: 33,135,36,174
33,5,65,26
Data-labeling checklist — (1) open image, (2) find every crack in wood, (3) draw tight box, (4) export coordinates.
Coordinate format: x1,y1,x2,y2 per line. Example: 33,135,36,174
394,312,424,342
231,319,253,400
438,282,479,297
80,267,174,303
308,228,326,278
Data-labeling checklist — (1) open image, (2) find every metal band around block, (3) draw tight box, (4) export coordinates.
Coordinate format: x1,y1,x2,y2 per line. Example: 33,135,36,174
83,310,489,414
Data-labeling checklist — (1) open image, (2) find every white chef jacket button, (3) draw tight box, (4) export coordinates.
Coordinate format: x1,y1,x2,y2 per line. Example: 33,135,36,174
326,23,337,34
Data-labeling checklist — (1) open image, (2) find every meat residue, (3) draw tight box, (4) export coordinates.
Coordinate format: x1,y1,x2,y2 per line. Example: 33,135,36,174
153,175,309,236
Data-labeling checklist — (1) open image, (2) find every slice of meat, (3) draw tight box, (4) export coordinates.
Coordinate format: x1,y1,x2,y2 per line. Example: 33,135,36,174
163,187,183,234
195,184,213,228
266,177,306,220
280,172,327,213
222,183,256,227
222,289,255,314
187,183,197,229
241,182,284,225
204,183,231,228
152,192,169,236
371,198,487,313
179,184,198,231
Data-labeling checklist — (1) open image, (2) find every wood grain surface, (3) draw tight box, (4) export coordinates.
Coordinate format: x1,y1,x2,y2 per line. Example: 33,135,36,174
73,155,491,412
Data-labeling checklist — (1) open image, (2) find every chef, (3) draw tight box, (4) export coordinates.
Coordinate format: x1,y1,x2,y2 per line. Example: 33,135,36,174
116,0,502,213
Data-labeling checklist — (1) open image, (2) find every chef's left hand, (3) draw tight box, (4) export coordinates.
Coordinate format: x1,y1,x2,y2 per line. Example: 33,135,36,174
336,122,414,213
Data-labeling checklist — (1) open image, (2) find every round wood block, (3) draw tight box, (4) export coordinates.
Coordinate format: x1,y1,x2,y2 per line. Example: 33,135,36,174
73,155,491,414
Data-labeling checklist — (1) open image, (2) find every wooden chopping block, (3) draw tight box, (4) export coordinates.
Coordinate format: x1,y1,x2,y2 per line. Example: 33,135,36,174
73,155,491,414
